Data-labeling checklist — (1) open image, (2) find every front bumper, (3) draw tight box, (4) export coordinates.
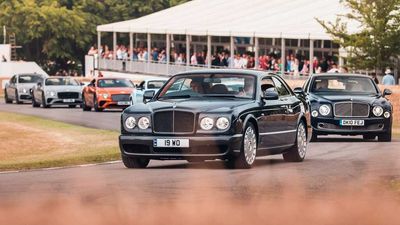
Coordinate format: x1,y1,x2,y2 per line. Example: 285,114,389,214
46,98,82,105
119,134,243,160
311,116,391,135
18,93,32,101
98,98,130,109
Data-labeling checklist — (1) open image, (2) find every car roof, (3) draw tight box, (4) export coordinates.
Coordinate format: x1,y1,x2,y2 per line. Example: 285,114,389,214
97,77,131,80
145,78,168,81
311,73,373,79
45,76,77,79
174,69,276,78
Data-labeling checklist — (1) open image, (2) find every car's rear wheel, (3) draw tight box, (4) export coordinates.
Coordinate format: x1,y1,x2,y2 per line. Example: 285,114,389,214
81,94,91,111
226,123,257,169
15,90,22,104
378,129,392,142
4,89,12,104
32,93,40,107
94,95,103,112
363,134,376,140
283,121,307,162
122,155,150,168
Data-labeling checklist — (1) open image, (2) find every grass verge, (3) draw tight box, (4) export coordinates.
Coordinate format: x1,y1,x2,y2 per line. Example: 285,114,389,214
0,112,120,171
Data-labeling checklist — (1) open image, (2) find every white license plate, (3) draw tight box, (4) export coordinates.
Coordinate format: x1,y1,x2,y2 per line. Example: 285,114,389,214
340,120,365,126
63,99,75,103
154,139,189,148
117,101,130,105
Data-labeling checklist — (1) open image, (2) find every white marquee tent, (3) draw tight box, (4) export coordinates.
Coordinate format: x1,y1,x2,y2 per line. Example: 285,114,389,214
97,0,358,40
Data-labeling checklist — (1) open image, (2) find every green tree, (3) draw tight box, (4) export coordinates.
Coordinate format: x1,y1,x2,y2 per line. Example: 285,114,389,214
317,0,400,73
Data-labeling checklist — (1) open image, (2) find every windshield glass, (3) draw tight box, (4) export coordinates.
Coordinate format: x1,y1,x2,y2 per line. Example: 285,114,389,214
310,76,378,95
18,75,42,83
157,74,256,99
98,79,133,88
147,80,166,89
45,78,80,86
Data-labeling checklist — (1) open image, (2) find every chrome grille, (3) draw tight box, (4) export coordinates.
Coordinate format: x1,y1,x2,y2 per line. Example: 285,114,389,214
153,111,195,133
111,94,130,102
58,92,79,99
334,102,369,117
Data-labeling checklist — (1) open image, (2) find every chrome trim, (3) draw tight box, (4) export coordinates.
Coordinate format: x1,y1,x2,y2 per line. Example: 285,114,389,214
333,101,370,118
152,109,196,135
259,129,297,136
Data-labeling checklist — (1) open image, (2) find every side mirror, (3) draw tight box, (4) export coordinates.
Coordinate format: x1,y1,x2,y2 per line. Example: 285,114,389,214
293,87,305,96
143,90,155,103
262,89,279,101
383,89,392,97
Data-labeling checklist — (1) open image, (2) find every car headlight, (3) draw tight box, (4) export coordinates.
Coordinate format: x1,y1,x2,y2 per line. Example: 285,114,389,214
46,91,56,97
372,106,383,117
138,117,150,129
319,104,331,116
102,93,109,99
216,117,229,130
22,88,27,93
125,116,136,129
384,112,391,118
200,117,214,130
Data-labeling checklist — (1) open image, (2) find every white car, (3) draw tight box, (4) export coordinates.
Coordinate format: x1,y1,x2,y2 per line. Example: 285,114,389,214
130,78,168,105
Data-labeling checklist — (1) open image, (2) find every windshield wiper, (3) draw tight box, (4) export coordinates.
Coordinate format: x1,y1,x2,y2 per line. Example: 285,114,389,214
203,94,249,99
158,95,192,99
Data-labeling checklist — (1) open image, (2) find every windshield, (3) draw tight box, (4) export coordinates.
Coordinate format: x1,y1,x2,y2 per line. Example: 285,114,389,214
18,75,42,83
157,74,256,99
45,78,80,86
98,79,133,88
310,76,378,95
147,80,166,89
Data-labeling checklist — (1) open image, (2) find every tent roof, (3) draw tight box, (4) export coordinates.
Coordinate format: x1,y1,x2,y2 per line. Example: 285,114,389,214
97,0,359,40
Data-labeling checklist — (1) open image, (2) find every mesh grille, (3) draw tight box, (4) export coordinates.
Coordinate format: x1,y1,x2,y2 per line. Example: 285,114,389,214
111,94,130,102
58,92,79,99
153,111,194,133
334,102,369,117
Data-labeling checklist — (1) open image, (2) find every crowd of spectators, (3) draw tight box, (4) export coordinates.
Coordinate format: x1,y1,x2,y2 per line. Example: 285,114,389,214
88,45,344,76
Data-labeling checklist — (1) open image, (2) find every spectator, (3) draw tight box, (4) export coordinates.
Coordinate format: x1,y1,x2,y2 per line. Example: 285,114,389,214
382,68,395,85
327,63,339,73
1,55,7,62
190,53,198,65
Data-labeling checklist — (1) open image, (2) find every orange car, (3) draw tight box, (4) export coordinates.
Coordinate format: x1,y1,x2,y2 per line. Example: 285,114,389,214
82,77,135,112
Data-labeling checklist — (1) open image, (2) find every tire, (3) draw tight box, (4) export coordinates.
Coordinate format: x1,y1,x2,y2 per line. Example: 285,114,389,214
283,121,308,162
310,129,318,142
41,93,49,108
15,90,22,104
226,123,258,169
122,155,150,168
32,93,40,107
378,129,392,142
94,95,103,112
363,134,376,140
4,89,12,104
81,94,91,111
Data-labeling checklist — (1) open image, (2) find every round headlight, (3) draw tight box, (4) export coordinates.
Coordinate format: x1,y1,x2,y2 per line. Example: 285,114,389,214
372,106,383,117
49,91,56,97
102,93,109,99
311,110,319,118
200,117,214,130
22,88,27,93
319,105,330,116
216,117,229,130
125,117,136,129
384,112,391,118
138,117,150,129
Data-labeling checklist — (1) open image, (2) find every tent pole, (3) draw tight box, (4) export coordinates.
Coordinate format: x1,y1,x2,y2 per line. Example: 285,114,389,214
230,36,234,68
281,38,285,75
147,33,151,73
254,37,259,69
309,39,314,76
166,33,170,74
129,32,133,60
207,35,211,68
113,32,117,60
186,34,190,67
97,31,101,55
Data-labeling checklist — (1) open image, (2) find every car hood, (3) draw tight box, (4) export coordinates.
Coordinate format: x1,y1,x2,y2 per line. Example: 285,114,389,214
97,87,134,95
44,85,83,92
126,98,254,114
309,93,387,105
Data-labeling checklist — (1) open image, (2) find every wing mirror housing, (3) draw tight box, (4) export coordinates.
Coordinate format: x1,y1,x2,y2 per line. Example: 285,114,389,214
293,87,305,96
383,89,392,97
262,89,279,101
143,90,155,103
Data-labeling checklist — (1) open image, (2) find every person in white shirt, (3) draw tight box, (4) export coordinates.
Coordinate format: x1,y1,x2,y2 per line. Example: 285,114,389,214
190,53,197,65
382,68,396,85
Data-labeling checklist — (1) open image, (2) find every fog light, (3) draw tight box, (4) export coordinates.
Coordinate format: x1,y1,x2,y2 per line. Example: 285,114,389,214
384,112,391,118
311,110,318,117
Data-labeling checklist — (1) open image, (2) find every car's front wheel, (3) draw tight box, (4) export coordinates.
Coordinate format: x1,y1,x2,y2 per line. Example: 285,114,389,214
226,123,258,169
81,94,91,111
378,129,392,142
94,95,103,112
4,89,12,104
15,90,22,104
41,93,50,108
283,121,307,162
122,155,150,168
32,93,40,107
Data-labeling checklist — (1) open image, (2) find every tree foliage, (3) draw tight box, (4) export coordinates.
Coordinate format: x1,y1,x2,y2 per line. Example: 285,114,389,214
317,0,400,72
0,0,189,71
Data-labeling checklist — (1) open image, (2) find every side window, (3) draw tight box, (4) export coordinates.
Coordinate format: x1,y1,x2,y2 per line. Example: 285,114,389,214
272,77,290,96
261,77,276,92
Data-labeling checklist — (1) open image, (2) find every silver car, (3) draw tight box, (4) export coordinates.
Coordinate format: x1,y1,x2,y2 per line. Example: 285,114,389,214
31,77,83,108
4,73,47,104
130,78,168,105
